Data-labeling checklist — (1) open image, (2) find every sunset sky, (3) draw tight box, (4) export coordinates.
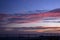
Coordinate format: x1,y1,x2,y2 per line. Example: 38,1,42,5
0,0,60,13
2,17,60,27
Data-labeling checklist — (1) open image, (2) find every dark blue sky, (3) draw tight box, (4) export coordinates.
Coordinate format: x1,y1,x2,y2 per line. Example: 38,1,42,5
0,0,60,13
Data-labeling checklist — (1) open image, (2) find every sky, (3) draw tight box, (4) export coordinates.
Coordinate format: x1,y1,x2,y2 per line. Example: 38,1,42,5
0,0,60,13
3,17,60,27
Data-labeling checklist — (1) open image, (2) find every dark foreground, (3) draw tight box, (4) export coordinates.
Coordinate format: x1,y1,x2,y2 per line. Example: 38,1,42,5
0,32,60,40
0,36,60,40
0,27,60,40
0,33,60,40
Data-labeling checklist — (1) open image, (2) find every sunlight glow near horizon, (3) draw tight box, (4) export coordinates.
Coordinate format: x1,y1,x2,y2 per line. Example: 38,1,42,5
2,17,60,27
